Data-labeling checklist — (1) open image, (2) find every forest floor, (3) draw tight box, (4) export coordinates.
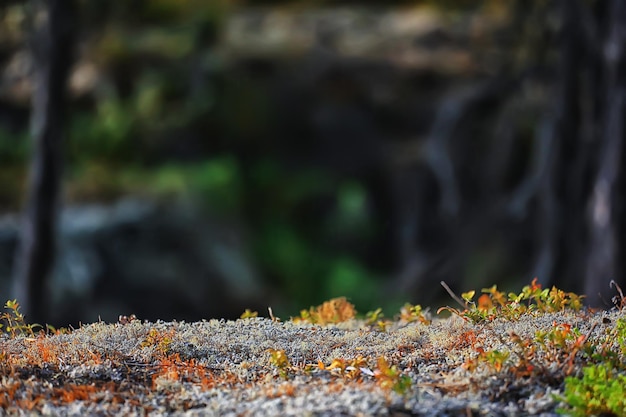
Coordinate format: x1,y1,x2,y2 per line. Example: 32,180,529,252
0,294,624,416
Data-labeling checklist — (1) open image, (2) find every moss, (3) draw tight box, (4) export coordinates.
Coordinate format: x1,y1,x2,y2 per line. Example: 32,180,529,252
0,281,625,415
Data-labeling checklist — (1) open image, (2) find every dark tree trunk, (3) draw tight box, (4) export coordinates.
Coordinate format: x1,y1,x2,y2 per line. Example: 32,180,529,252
585,0,626,306
534,0,591,293
541,0,626,305
395,0,626,307
12,0,76,324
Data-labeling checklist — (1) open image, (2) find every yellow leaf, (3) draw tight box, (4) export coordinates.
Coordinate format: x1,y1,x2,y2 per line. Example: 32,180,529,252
461,291,476,303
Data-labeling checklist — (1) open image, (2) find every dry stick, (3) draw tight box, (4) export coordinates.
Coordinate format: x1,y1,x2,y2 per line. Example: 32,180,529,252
268,307,279,322
440,281,468,309
610,279,625,309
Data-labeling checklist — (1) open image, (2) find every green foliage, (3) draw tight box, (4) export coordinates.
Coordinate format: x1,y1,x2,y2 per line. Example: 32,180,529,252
535,323,584,357
0,299,42,337
268,348,291,379
0,0,396,313
255,200,382,314
325,258,380,309
319,355,411,395
442,283,599,383
67,158,243,210
375,356,412,395
0,127,29,165
399,303,431,325
257,222,321,305
365,307,384,323
365,308,388,331
328,181,372,238
240,309,258,319
483,349,510,373
439,282,626,416
616,318,626,357
151,158,243,212
578,317,626,373
558,364,626,417
557,317,626,416
438,278,584,323
250,161,386,313
66,0,227,168
69,98,137,163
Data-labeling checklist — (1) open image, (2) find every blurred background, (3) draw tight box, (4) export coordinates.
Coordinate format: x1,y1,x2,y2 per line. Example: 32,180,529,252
1,0,625,327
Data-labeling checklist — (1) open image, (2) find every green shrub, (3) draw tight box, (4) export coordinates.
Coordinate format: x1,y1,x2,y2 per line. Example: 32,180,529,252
558,364,626,417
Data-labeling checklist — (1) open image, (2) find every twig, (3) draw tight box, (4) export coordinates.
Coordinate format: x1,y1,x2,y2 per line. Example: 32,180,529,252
440,281,467,309
268,307,280,322
610,280,625,309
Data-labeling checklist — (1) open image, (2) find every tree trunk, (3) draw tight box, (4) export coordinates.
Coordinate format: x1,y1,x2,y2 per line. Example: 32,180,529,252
12,0,76,324
585,0,626,306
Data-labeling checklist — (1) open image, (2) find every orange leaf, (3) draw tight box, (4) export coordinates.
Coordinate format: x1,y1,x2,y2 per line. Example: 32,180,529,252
530,277,542,291
477,294,493,311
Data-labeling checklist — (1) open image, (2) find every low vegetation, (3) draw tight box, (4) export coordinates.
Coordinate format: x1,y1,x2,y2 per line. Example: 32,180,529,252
1,280,625,415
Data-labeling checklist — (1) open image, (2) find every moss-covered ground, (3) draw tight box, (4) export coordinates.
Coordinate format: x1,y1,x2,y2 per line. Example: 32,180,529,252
1,281,625,416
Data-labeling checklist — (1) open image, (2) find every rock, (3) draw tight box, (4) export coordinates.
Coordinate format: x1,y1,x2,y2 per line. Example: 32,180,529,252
0,198,269,326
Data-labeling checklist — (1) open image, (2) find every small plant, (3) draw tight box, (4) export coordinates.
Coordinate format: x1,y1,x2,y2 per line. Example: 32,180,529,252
557,364,626,417
365,308,388,331
321,356,369,380
151,354,214,390
293,297,356,325
535,322,587,373
268,349,291,379
463,347,510,373
507,331,539,378
374,356,411,395
578,317,626,372
318,355,411,394
557,315,626,415
240,309,258,319
399,303,431,325
141,328,174,355
614,318,626,357
483,349,510,373
0,299,42,337
437,289,495,323
438,279,584,323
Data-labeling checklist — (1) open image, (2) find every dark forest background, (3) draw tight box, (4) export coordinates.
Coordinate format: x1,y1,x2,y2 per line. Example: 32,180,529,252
0,0,625,327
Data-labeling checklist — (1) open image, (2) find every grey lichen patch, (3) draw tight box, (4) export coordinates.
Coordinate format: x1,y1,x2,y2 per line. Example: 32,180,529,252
0,307,624,416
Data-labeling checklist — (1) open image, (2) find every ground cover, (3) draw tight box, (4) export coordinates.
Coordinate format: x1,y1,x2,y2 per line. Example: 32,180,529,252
0,280,625,416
